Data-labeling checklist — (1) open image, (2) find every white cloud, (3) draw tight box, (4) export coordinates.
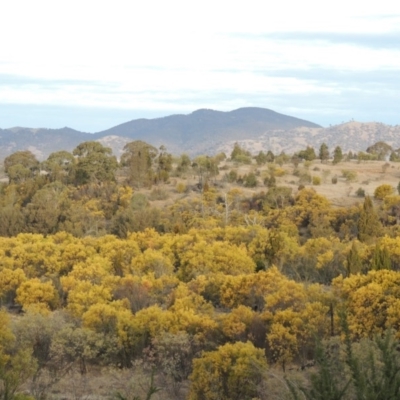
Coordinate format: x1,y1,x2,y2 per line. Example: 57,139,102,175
1,0,400,128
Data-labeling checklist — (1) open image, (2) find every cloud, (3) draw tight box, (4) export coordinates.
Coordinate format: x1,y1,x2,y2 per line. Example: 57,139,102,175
253,32,400,50
1,1,400,130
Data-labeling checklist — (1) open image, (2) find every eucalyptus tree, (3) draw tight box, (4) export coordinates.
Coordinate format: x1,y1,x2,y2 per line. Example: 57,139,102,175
72,141,118,185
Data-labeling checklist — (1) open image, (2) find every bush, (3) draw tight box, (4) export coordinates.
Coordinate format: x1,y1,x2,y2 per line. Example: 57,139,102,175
226,170,238,183
312,176,321,185
149,188,169,201
264,175,276,188
374,184,394,200
342,169,357,182
244,172,257,188
298,172,312,184
176,182,187,194
274,167,286,177
356,187,366,197
233,154,252,164
189,342,267,400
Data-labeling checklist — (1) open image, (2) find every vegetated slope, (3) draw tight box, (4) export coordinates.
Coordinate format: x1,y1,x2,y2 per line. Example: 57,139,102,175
0,107,320,160
1,108,400,161
221,121,400,156
0,127,88,160
94,107,321,155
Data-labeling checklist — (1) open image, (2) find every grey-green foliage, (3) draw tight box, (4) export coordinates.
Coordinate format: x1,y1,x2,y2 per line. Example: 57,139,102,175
287,328,400,400
120,141,158,188
343,322,400,400
4,151,40,183
149,332,194,397
230,142,252,163
346,241,363,275
113,370,161,400
357,196,382,242
244,172,257,187
255,151,269,165
297,146,316,161
319,143,330,163
286,340,350,400
24,182,69,234
366,141,393,161
333,146,343,164
72,141,118,185
42,150,75,183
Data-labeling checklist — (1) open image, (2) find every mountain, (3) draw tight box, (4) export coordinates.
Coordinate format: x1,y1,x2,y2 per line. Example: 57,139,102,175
220,121,400,157
0,127,87,161
93,107,321,155
0,107,399,161
0,107,321,160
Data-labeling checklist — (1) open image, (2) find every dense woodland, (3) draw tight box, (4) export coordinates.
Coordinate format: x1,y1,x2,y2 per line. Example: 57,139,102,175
2,139,400,399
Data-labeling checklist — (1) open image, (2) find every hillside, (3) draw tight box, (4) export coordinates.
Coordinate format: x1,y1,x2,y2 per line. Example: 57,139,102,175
220,121,400,156
0,107,320,160
93,107,321,156
1,108,400,162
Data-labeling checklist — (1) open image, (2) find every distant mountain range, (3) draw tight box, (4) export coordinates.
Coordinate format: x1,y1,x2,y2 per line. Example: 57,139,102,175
0,107,399,161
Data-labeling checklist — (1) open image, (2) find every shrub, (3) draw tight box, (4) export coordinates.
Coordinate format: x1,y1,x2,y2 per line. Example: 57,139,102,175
312,176,321,185
298,172,312,184
342,169,357,182
244,172,257,188
149,188,169,201
226,170,238,183
189,342,267,400
356,187,366,197
264,175,276,188
274,167,286,177
374,184,394,200
176,182,187,194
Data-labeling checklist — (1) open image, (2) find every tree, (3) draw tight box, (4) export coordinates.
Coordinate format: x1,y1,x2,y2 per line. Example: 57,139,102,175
188,341,267,400
255,151,268,165
24,182,69,234
366,141,393,161
42,150,75,183
357,196,382,242
266,150,275,163
175,153,191,176
346,241,363,275
390,148,400,162
319,143,329,163
192,155,219,186
120,141,158,188
286,339,350,400
371,244,392,271
0,310,37,400
4,150,40,183
155,145,173,184
298,146,316,161
243,172,257,188
72,141,118,185
332,146,343,165
230,143,252,164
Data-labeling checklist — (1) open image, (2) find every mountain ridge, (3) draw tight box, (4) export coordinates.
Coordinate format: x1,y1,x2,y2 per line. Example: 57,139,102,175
1,107,399,161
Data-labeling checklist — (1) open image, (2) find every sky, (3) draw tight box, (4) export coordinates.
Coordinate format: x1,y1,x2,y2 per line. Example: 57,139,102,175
1,0,400,132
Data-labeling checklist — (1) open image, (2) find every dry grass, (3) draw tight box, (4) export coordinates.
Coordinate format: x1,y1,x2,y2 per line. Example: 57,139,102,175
25,363,312,400
142,160,400,209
